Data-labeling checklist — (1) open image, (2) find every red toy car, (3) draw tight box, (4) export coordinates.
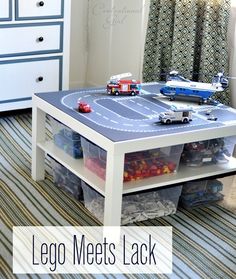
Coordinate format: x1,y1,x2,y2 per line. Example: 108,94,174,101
77,101,91,113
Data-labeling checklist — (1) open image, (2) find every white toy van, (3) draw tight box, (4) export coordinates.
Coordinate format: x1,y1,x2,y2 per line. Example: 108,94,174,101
159,108,193,124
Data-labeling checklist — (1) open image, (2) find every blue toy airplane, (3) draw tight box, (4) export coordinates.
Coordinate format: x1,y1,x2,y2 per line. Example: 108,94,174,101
160,71,229,105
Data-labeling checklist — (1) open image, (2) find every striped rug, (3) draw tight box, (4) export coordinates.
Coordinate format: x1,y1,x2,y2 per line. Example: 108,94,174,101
1,111,236,279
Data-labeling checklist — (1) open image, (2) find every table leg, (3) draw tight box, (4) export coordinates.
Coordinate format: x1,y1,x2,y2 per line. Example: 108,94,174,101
31,104,46,181
103,152,124,226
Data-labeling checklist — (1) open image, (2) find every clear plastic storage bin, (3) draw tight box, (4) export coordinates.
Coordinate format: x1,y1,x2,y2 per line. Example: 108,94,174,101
123,145,183,182
51,157,83,200
81,137,107,180
181,136,236,167
80,181,182,224
81,137,183,181
49,116,83,159
180,179,224,208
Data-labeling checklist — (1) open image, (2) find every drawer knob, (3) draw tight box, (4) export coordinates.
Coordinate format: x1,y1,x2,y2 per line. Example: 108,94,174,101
38,1,45,7
38,37,44,42
38,76,44,82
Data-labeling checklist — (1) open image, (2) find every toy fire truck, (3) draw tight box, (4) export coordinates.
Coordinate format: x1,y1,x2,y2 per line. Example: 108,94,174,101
107,73,141,96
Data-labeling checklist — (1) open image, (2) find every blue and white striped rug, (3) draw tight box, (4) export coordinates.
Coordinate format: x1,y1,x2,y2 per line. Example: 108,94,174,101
1,111,236,279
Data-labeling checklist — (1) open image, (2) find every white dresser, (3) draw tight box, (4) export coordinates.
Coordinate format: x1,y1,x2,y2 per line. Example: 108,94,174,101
0,0,71,111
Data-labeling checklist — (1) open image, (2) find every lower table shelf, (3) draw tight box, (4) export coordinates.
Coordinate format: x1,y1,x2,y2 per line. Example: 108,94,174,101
38,140,236,195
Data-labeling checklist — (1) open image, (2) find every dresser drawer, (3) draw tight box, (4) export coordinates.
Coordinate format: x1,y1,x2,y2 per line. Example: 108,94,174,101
0,0,11,21
0,57,62,104
0,23,62,57
16,0,63,20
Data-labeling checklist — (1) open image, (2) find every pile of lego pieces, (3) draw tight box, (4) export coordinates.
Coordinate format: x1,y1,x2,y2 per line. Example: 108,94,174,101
181,138,231,167
51,158,83,200
123,150,177,181
84,157,106,180
50,116,83,159
82,189,181,225
84,149,179,182
54,128,83,159
180,179,224,207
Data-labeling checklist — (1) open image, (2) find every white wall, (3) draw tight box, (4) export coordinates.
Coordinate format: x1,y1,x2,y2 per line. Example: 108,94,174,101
69,0,88,88
85,0,149,86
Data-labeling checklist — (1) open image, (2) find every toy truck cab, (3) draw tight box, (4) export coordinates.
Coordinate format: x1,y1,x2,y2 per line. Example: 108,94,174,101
107,73,141,96
159,107,193,124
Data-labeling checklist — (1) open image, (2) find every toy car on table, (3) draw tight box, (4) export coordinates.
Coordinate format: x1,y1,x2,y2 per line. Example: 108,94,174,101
107,73,141,96
207,115,218,121
159,107,193,124
77,101,91,113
